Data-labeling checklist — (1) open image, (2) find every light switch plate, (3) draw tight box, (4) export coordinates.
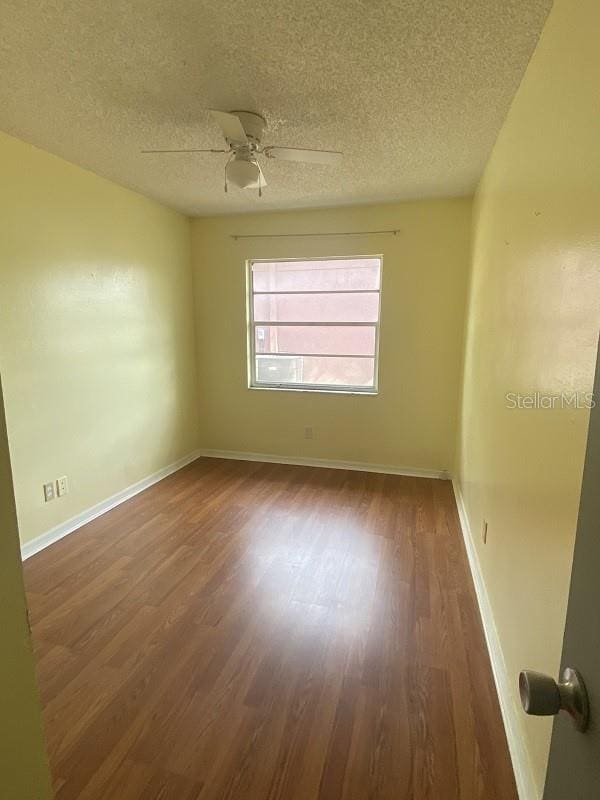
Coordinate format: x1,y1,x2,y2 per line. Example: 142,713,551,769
43,482,55,502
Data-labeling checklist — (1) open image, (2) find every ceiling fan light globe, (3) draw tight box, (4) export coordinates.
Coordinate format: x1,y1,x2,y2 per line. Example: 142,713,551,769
227,158,261,189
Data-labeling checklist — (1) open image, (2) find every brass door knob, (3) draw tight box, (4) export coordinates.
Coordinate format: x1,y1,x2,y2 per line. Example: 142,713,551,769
519,667,589,732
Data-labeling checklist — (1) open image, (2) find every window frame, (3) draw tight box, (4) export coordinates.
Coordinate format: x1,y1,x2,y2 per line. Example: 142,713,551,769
246,255,383,395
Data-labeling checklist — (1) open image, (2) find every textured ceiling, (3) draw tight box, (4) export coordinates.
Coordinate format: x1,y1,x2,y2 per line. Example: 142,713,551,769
0,0,552,216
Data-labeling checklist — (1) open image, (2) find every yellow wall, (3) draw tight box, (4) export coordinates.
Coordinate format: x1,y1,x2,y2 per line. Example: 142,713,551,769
456,0,600,793
0,375,53,798
192,199,471,472
0,131,199,545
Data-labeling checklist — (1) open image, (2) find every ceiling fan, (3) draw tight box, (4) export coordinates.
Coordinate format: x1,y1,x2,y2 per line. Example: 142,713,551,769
142,110,343,196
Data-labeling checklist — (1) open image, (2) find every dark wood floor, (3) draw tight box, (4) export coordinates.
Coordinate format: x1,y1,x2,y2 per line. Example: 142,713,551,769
25,458,517,800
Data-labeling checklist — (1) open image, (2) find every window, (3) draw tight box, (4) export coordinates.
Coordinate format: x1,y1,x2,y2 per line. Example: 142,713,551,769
247,257,382,393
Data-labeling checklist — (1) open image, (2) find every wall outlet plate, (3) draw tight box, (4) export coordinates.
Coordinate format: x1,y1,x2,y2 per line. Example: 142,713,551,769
43,482,55,502
56,475,68,497
304,426,313,440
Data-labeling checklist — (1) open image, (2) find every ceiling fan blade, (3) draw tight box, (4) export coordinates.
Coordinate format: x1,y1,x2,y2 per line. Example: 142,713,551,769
263,146,342,165
141,148,228,154
209,110,248,144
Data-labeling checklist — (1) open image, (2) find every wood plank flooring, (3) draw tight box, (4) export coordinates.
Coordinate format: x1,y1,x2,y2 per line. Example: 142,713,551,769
24,458,518,800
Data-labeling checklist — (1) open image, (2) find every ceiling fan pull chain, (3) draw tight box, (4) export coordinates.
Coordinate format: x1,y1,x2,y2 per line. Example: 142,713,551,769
224,152,234,193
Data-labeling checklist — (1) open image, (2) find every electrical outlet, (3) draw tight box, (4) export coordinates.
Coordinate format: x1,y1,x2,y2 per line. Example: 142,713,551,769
304,426,313,440
43,482,55,502
56,475,69,497
482,519,488,544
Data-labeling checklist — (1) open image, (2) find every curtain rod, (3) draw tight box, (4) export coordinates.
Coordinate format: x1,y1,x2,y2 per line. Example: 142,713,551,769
230,229,400,240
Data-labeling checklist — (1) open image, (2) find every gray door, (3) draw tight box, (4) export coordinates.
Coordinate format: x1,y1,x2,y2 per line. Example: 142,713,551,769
543,340,600,798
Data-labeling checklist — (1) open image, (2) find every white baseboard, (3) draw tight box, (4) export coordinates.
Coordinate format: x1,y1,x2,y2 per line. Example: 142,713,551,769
198,448,449,480
21,450,202,560
452,480,539,800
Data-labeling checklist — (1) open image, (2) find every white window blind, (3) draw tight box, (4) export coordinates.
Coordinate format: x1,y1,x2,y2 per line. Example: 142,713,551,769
247,257,382,393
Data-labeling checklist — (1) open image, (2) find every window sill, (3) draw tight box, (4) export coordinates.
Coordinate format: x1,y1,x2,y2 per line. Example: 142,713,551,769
248,385,379,396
